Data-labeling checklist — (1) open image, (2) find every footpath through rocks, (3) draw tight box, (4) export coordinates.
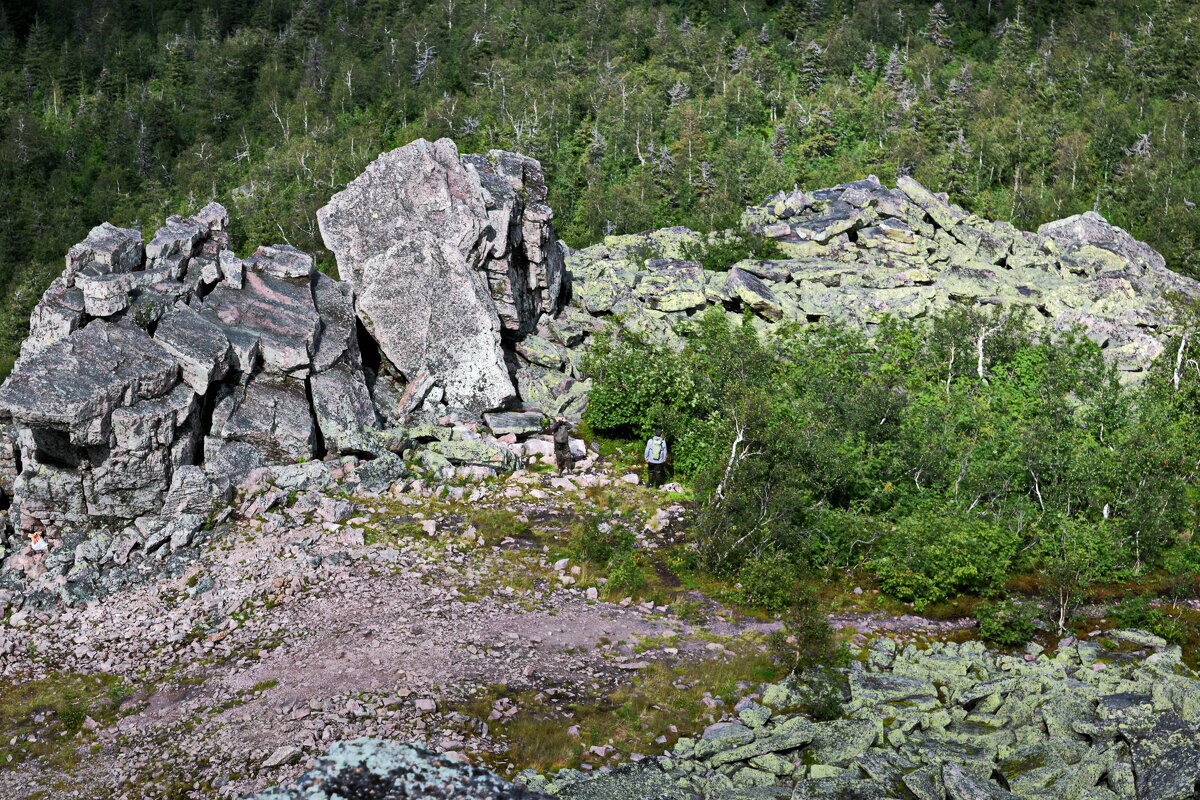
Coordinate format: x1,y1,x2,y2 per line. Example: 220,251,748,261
0,459,810,800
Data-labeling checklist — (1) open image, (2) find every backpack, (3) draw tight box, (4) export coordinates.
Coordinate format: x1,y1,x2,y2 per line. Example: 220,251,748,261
648,437,665,461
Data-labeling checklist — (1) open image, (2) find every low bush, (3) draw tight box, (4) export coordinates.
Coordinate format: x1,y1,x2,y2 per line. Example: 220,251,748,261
872,515,1019,610
570,515,635,566
975,598,1040,647
730,550,799,613
1107,596,1187,645
679,229,784,271
767,584,848,675
607,552,646,593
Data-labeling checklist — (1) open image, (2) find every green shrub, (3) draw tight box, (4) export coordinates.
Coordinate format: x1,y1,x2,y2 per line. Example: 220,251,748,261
679,229,784,271
975,598,1040,647
1161,543,1200,576
872,515,1019,610
607,552,646,593
731,550,799,613
570,515,635,566
57,704,87,731
1107,596,1187,645
767,584,848,675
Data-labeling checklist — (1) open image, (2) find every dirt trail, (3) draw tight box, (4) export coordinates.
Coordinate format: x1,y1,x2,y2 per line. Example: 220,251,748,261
0,471,786,799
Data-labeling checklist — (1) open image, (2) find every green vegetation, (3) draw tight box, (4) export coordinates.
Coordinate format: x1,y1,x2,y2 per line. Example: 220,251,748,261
974,598,1039,647
1106,595,1187,646
585,307,1200,627
1,0,1199,374
0,672,131,769
453,640,784,775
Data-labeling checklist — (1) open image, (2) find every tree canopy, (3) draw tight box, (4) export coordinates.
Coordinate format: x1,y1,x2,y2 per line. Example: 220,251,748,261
0,0,1198,374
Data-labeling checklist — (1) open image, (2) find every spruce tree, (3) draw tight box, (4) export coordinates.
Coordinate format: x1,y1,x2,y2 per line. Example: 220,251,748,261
921,3,953,49
799,41,825,95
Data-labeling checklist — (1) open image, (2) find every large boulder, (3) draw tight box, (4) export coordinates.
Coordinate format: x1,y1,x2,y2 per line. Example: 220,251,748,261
317,138,515,413
247,738,546,800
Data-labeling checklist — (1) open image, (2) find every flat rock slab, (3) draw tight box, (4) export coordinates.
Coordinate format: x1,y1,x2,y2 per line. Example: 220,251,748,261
483,411,545,437
0,321,179,446
202,269,320,375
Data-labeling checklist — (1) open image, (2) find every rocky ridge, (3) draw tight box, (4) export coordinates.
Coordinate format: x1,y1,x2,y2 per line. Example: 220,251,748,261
0,138,583,606
528,632,1200,800
568,176,1200,381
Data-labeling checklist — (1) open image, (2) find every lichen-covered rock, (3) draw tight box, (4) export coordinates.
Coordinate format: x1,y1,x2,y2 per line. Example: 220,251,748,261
310,364,379,457
537,632,1200,800
246,738,547,799
483,411,545,437
317,138,515,413
563,174,1200,384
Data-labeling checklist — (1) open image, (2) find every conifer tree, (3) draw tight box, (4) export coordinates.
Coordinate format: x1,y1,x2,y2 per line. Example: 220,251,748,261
799,41,825,94
921,3,953,49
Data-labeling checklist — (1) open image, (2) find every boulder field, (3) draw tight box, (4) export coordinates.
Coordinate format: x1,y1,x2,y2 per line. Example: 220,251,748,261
0,136,1198,615
571,176,1199,379
244,631,1200,800
528,632,1200,800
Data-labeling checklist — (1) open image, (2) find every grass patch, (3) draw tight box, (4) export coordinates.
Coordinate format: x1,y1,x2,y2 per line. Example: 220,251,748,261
467,509,531,547
454,641,784,776
0,672,131,769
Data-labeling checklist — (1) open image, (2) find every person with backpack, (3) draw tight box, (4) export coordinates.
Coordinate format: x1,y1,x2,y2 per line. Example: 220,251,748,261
644,430,668,488
551,416,574,473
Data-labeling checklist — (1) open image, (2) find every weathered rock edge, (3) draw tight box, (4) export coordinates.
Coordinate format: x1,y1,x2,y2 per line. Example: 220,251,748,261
245,738,547,800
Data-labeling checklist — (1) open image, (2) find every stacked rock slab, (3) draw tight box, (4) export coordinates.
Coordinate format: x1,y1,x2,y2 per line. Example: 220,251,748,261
317,138,568,418
565,176,1200,383
0,203,378,591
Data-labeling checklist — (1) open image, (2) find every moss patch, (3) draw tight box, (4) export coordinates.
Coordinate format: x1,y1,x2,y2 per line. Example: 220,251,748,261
0,672,132,770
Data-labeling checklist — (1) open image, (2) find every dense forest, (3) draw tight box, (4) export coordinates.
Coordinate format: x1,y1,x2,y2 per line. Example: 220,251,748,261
0,0,1198,374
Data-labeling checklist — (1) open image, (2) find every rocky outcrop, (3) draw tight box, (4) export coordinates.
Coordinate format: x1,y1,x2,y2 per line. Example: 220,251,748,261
530,631,1200,800
0,203,385,598
317,138,567,414
566,177,1200,383
3,140,1197,605
0,140,577,604
247,738,546,800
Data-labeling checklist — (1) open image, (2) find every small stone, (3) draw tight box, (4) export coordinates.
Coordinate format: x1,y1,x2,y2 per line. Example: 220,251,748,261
262,745,303,768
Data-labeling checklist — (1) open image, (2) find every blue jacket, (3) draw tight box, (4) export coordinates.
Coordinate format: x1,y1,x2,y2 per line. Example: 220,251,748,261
645,436,668,464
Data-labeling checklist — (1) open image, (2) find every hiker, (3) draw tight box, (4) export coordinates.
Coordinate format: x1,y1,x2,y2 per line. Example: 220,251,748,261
551,416,574,473
644,430,668,488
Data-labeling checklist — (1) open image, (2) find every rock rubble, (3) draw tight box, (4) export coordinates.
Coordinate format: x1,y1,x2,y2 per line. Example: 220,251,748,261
568,176,1200,382
530,632,1200,800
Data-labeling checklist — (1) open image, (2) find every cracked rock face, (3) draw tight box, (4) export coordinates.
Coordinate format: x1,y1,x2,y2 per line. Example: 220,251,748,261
0,203,377,601
317,138,567,414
